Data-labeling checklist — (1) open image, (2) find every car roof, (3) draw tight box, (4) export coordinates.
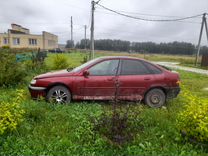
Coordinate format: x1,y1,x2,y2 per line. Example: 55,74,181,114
97,56,145,61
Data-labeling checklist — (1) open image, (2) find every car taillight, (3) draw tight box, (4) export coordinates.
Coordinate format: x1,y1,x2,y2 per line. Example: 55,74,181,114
176,80,180,85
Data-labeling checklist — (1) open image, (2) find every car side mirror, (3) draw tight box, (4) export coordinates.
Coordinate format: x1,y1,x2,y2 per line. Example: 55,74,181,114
83,70,89,77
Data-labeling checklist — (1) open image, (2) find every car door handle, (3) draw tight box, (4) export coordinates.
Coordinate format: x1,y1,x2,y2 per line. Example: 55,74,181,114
107,77,115,81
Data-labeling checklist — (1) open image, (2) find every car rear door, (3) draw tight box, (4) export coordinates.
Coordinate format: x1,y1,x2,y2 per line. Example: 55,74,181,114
117,59,154,101
82,59,119,100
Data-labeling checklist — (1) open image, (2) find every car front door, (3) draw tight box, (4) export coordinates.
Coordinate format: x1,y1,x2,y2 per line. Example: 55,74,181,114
82,59,119,100
117,59,154,101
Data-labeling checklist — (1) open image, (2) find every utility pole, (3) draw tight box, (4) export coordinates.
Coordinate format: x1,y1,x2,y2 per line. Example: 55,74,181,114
90,0,102,59
84,25,87,50
195,13,208,66
204,14,208,45
90,0,95,59
71,16,73,48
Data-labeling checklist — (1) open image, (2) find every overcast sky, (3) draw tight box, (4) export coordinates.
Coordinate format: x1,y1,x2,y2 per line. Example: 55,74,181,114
0,0,208,45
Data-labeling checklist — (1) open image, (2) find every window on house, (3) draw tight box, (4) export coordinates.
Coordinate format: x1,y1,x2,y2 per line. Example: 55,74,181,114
13,38,20,45
3,38,9,44
29,39,37,45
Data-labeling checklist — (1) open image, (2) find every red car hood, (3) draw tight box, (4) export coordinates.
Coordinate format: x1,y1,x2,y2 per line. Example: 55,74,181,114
35,70,75,79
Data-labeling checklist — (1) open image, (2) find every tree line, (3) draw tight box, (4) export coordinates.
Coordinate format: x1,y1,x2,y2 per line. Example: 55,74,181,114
66,39,208,55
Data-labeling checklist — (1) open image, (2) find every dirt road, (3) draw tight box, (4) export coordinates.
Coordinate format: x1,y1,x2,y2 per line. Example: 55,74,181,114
155,62,208,76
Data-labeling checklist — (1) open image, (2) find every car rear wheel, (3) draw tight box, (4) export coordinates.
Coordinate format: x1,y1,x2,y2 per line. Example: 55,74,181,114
46,86,71,104
144,88,166,108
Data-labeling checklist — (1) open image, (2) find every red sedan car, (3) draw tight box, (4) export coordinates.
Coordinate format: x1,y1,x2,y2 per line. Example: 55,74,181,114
29,56,180,108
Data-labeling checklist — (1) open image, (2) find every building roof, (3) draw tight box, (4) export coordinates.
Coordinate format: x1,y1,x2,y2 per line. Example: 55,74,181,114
11,23,29,30
8,29,26,34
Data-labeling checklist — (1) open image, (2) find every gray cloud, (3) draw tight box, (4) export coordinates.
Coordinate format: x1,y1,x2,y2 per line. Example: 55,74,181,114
0,0,207,45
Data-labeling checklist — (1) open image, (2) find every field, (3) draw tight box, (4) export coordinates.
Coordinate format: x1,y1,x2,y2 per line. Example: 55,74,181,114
93,50,208,70
0,51,208,155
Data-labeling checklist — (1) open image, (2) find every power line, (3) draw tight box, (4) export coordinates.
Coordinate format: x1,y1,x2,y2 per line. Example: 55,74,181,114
105,9,202,19
95,0,102,4
97,3,204,22
96,10,201,24
96,7,203,21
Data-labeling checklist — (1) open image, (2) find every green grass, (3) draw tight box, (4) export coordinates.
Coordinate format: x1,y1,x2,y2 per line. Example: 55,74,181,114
45,52,88,69
178,70,208,98
48,50,206,70
0,52,208,155
94,50,208,70
94,51,198,66
45,51,205,70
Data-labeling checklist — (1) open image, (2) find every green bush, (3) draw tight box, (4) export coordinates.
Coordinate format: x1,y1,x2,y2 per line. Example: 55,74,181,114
92,104,143,145
177,85,208,143
22,60,47,73
1,46,10,49
0,51,26,86
0,89,25,135
49,54,69,70
81,55,89,64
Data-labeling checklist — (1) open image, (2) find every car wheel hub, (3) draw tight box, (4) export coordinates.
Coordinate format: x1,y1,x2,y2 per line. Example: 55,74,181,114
51,90,68,104
151,95,160,104
56,97,63,102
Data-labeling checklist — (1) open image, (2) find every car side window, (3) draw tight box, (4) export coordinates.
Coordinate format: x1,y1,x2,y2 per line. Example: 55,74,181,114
88,60,119,76
143,62,162,74
120,60,150,75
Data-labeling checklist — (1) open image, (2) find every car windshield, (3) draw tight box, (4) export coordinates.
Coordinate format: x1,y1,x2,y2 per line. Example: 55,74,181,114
70,58,100,72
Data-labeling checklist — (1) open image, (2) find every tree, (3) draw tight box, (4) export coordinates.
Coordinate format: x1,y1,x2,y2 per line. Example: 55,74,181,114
65,40,74,48
76,39,90,49
75,38,208,55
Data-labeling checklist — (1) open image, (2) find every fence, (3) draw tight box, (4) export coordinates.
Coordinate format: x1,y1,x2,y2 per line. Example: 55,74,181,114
16,51,47,62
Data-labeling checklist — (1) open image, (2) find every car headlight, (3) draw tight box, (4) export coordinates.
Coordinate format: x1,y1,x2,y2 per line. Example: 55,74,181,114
30,79,37,85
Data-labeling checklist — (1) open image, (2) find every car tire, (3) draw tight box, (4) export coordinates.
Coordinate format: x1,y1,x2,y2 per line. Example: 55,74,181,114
144,88,166,108
46,86,71,104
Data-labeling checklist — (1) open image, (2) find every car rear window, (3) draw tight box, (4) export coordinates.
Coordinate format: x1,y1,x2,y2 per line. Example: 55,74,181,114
120,60,151,75
143,62,163,74
158,64,172,71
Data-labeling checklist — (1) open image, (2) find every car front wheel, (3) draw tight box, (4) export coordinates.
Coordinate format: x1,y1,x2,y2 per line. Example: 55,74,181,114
46,86,71,104
144,88,166,108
